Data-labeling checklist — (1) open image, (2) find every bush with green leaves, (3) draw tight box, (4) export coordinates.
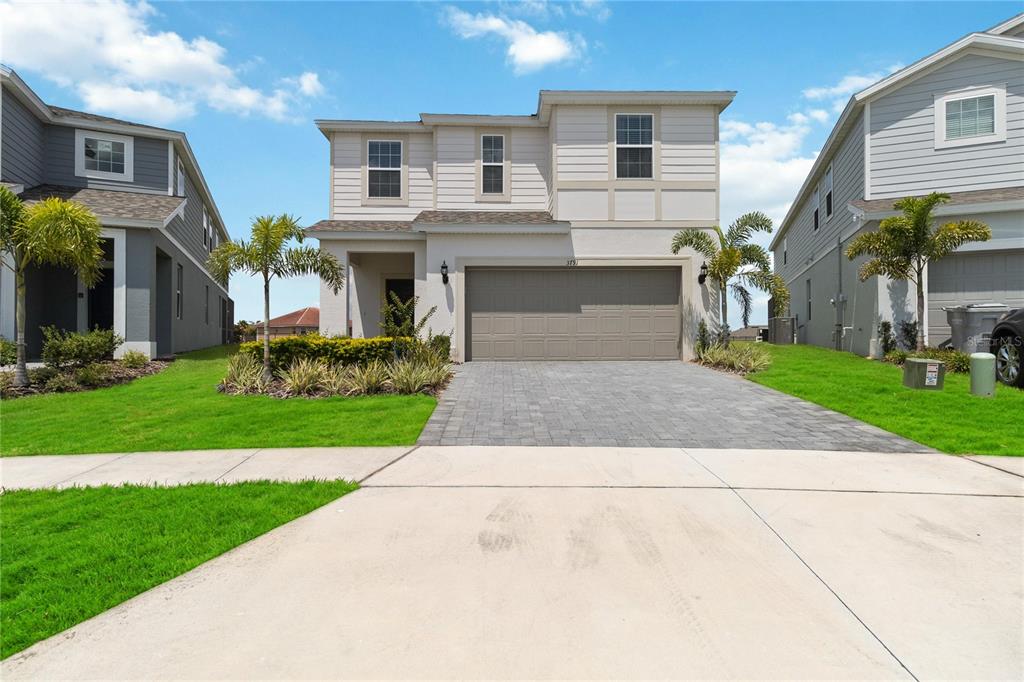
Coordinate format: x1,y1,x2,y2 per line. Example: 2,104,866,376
239,334,416,371
387,358,434,394
695,320,712,355
120,350,148,369
321,363,355,396
877,321,898,355
884,347,970,373
696,342,771,374
41,327,123,370
75,362,113,387
222,352,268,393
347,359,390,395
277,358,326,396
427,332,452,361
897,321,919,351
380,292,438,339
0,336,15,366
43,373,80,393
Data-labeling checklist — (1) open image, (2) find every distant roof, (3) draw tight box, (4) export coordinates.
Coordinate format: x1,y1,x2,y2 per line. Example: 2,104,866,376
18,184,185,225
415,210,562,225
305,219,413,233
267,307,319,328
850,187,1024,215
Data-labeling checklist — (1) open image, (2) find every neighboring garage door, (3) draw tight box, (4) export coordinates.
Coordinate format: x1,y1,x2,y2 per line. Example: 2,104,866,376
928,250,1024,345
467,267,680,360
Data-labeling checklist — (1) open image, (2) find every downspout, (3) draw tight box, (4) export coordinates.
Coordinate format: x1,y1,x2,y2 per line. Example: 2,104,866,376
833,235,847,351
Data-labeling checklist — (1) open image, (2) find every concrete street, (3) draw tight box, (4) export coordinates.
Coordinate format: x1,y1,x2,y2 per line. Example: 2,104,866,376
1,445,1022,679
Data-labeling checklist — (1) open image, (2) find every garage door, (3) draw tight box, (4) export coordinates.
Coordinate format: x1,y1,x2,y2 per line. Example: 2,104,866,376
467,267,681,360
928,250,1024,345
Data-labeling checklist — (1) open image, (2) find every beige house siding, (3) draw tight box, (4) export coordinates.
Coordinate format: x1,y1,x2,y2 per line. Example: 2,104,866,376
661,105,718,182
330,131,433,220
434,127,548,211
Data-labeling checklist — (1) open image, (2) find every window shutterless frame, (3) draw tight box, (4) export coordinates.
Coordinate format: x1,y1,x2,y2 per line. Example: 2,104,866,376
366,139,403,199
74,129,134,182
823,163,833,220
934,85,1007,150
614,113,654,179
481,134,504,195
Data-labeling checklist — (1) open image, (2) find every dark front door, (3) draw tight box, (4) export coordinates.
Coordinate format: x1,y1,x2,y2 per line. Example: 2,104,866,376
384,278,415,329
88,268,115,331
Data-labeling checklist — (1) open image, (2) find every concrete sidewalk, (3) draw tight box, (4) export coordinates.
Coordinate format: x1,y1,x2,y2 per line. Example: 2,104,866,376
0,447,412,489
2,446,1022,680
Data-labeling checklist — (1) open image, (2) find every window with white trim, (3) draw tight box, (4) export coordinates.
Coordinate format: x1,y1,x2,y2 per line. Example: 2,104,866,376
481,135,504,194
823,164,833,220
203,205,209,247
177,159,186,197
615,114,653,179
812,187,819,231
75,130,134,182
783,238,788,266
176,264,183,320
806,279,812,321
367,140,402,198
946,94,995,140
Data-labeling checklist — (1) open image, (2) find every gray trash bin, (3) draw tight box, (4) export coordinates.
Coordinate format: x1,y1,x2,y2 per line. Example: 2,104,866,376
944,303,1009,353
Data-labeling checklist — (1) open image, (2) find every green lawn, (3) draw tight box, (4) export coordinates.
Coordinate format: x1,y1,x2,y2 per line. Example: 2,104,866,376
1,346,436,456
748,343,1024,456
0,480,357,659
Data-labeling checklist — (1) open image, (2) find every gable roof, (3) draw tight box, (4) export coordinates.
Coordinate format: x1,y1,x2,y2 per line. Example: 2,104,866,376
985,12,1024,36
305,210,566,235
267,307,319,328
19,184,185,226
769,23,1024,250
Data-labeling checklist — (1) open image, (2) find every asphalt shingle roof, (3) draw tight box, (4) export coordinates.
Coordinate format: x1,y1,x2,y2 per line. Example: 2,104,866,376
850,187,1024,213
305,220,414,233
18,184,185,223
414,210,564,225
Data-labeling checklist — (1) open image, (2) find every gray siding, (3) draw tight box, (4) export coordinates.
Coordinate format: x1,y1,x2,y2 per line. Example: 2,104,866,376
869,53,1024,198
44,126,168,193
125,228,154,344
153,229,229,353
1,89,46,187
164,156,222,269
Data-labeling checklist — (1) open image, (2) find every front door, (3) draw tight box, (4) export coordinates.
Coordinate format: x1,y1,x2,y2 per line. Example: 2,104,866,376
384,278,415,329
88,267,115,331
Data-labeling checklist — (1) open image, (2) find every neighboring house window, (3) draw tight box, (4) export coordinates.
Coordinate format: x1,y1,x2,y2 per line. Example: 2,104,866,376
823,164,833,219
481,135,504,194
812,188,819,231
615,114,653,179
806,279,812,321
204,285,210,325
934,86,1006,149
176,264,184,320
177,159,186,197
74,130,134,182
783,238,788,266
203,206,209,247
367,140,402,198
946,94,995,140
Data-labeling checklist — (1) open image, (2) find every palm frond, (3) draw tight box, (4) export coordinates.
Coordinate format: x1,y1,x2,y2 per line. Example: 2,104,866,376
280,245,346,293
726,211,773,247
20,198,104,285
730,283,753,328
0,185,25,258
738,243,771,271
928,220,992,260
670,228,718,260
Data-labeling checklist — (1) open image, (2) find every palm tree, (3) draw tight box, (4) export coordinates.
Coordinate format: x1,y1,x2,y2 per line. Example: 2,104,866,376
0,186,103,387
671,211,789,341
846,192,990,352
207,214,345,381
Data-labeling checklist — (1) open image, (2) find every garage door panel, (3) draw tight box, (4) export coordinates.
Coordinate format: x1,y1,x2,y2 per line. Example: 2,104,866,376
927,250,1024,345
468,267,681,360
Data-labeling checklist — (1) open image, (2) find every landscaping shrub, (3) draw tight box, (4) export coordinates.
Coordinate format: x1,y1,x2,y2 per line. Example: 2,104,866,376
321,363,355,396
277,358,326,396
898,320,919,351
695,320,712,355
222,353,267,393
884,347,970,373
0,336,15,365
388,358,434,394
120,350,148,369
380,292,438,338
41,327,123,369
877,321,898,355
43,373,80,393
696,343,771,374
427,332,452,360
75,362,113,387
239,334,416,370
347,359,390,394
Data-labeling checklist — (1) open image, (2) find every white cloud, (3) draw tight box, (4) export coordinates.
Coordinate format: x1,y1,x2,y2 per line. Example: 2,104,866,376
444,6,585,74
570,0,611,22
808,108,830,123
0,0,324,124
802,63,904,115
501,0,610,22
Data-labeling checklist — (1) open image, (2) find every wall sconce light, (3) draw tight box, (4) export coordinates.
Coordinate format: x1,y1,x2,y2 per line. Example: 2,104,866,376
698,262,708,285
440,260,449,285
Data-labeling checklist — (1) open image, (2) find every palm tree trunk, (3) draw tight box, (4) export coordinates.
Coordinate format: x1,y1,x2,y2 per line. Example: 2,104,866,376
262,276,272,383
915,264,926,352
13,263,28,387
719,280,729,345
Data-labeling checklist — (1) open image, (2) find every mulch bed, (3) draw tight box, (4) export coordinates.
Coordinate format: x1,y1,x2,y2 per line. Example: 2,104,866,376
0,360,171,400
217,373,453,400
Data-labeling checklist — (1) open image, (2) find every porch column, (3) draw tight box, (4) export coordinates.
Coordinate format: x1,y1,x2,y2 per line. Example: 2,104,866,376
319,244,348,337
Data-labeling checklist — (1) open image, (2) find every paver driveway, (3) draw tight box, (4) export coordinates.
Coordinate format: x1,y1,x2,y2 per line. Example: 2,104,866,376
420,361,929,452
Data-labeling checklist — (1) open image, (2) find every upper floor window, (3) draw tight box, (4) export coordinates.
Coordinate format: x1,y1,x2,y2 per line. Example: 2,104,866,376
177,159,186,197
615,114,653,179
75,130,134,182
481,135,504,194
812,187,820,231
203,206,212,251
823,164,833,220
783,238,788,266
367,140,402,198
935,86,1006,149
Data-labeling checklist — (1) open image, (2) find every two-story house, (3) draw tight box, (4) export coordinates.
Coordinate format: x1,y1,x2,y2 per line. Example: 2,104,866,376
0,67,233,359
771,14,1024,356
308,90,734,361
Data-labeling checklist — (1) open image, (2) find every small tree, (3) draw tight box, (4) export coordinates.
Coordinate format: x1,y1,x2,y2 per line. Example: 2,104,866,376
846,192,990,351
379,291,437,338
207,214,345,381
0,186,103,387
671,211,789,343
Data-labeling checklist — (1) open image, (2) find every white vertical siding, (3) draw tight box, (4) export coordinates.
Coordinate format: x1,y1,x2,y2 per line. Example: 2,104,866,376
869,53,1024,198
661,105,717,181
554,106,608,180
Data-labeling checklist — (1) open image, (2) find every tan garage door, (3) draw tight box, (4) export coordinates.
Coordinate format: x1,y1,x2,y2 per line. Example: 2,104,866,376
467,267,681,360
928,250,1024,346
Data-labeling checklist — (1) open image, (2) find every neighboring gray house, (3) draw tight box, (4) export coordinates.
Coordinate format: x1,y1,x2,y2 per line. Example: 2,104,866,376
771,14,1024,356
0,67,233,358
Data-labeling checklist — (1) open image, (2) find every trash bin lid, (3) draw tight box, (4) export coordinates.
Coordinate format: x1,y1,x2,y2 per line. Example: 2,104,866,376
966,303,1009,309
942,305,967,312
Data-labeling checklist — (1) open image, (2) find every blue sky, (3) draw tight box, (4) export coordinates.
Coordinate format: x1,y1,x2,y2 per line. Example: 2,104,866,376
1,0,1017,323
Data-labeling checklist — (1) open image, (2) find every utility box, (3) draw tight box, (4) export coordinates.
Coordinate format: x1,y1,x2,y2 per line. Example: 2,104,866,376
903,358,945,390
970,352,996,398
768,317,795,345
944,303,1009,353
